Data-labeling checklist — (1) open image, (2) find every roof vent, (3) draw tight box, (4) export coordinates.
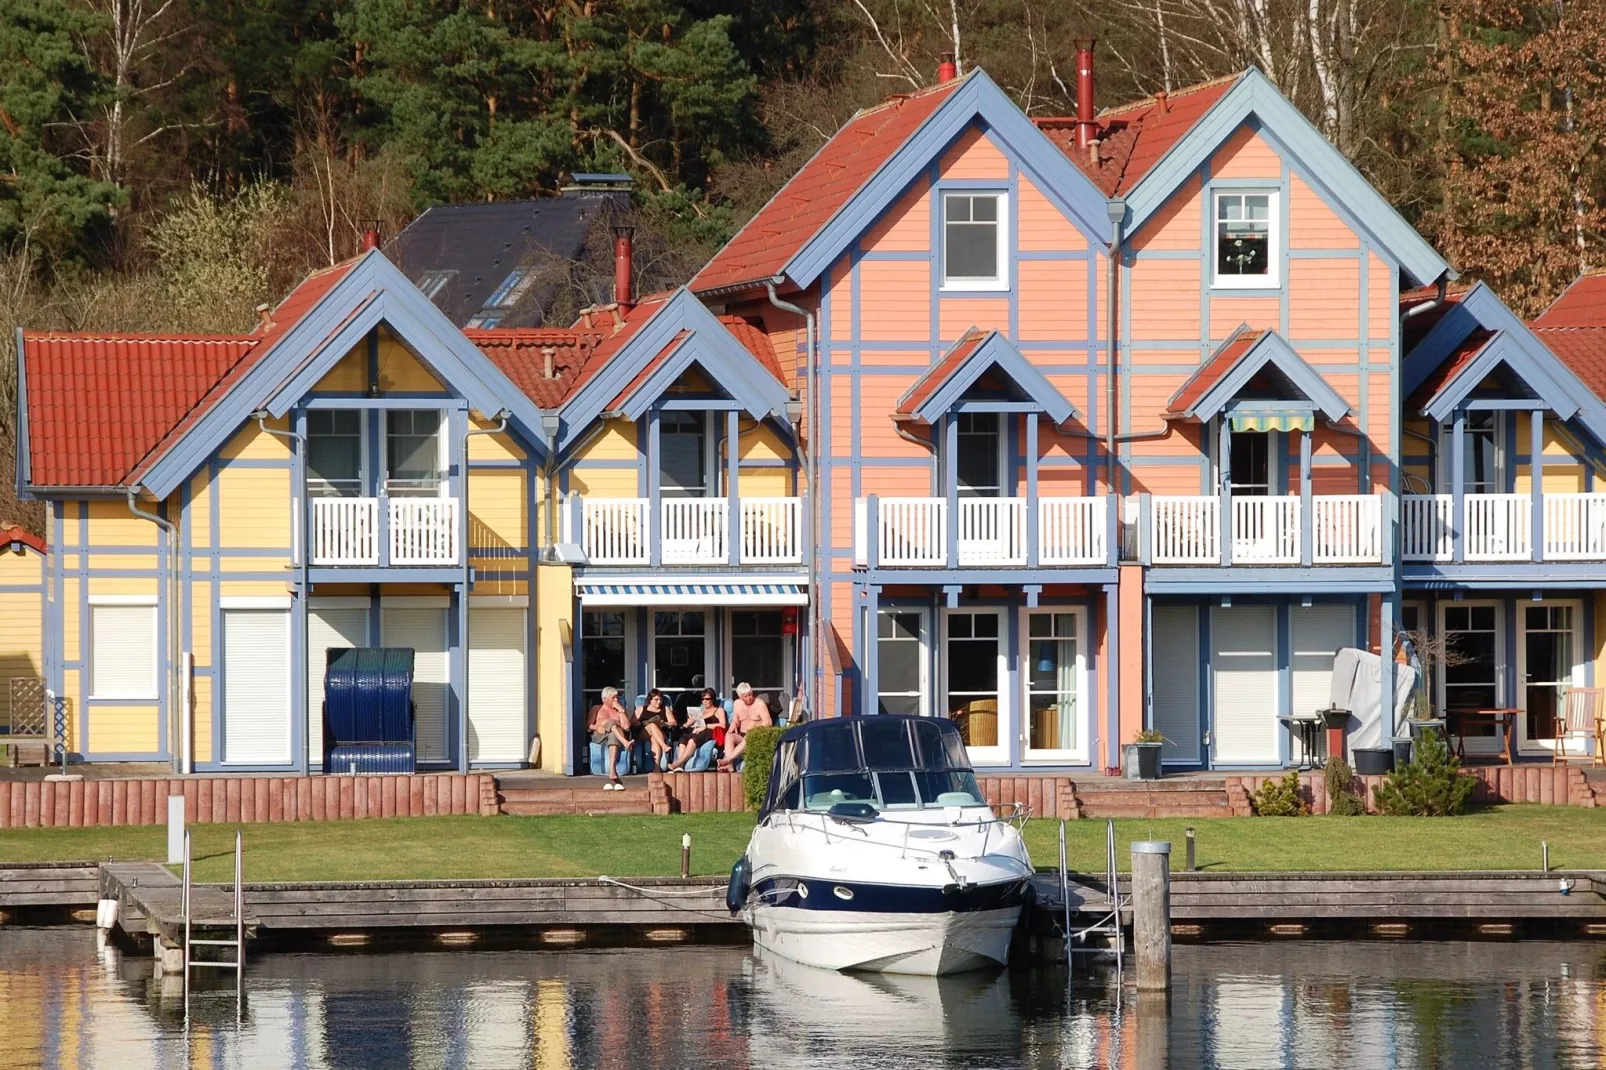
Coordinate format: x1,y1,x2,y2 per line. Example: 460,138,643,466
542,346,557,380
255,303,274,332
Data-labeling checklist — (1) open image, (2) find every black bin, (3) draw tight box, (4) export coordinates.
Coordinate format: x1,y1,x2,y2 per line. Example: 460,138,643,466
1353,748,1394,776
1392,739,1413,768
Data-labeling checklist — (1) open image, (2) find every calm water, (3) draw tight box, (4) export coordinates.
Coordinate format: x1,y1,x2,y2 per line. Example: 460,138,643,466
2,928,1604,1068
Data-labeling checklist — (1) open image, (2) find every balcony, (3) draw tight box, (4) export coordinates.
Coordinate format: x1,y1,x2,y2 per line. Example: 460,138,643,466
852,496,1109,569
1402,492,1606,563
570,496,803,567
310,497,461,567
1144,493,1385,566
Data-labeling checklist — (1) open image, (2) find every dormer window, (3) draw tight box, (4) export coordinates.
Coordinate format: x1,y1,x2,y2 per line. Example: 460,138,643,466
941,192,1007,291
486,269,530,307
1213,191,1278,288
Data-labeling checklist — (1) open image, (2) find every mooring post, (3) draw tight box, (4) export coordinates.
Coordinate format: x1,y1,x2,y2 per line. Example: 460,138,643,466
1542,841,1550,873
1131,841,1172,992
167,795,185,866
1184,827,1196,873
681,833,692,879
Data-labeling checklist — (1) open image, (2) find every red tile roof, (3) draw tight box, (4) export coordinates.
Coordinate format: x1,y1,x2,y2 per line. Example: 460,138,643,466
608,332,695,410
24,259,359,490
1532,271,1606,399
1166,329,1263,416
896,329,987,418
716,315,786,382
2,523,46,554
1406,329,1495,410
1533,270,1606,329
1038,74,1241,197
467,328,605,408
691,78,966,294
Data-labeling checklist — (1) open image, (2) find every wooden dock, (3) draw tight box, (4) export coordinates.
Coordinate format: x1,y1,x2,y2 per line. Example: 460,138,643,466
0,861,99,910
98,861,255,952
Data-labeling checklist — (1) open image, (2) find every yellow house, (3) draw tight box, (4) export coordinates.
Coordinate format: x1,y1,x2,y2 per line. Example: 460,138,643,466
17,249,803,773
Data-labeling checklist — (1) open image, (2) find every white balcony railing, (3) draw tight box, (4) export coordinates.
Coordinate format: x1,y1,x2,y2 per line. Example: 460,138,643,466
875,497,948,566
1312,494,1384,564
1149,494,1385,565
1402,491,1606,563
852,496,1108,568
1150,496,1220,564
575,496,802,566
1040,497,1108,565
1231,495,1301,564
957,498,1026,566
309,496,459,566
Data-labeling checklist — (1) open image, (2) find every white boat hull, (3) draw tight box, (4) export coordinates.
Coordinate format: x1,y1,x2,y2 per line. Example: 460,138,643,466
748,903,1020,975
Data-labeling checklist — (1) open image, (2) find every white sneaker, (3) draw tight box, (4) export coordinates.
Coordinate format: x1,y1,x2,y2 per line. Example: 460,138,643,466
605,781,623,791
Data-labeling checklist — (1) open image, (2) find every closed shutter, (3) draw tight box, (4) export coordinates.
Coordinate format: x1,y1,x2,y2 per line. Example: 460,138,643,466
469,607,526,763
1150,605,1201,765
308,605,369,767
90,604,157,699
1211,605,1278,764
223,609,291,764
383,606,449,762
1290,604,1355,766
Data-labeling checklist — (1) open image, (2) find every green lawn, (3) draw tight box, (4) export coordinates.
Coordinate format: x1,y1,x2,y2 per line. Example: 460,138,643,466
0,806,1600,882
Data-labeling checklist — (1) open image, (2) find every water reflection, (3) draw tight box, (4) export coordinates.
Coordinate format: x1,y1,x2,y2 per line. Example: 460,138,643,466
1,928,1604,1068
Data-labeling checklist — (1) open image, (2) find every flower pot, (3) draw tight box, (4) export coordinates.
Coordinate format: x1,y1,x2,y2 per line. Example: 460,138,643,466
1353,748,1394,776
1125,742,1163,781
1393,739,1414,768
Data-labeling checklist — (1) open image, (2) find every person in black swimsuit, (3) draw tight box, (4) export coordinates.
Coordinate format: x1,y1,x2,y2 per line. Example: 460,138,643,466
668,688,727,771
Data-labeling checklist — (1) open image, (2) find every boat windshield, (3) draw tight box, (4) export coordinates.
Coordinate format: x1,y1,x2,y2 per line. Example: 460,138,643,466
768,717,985,813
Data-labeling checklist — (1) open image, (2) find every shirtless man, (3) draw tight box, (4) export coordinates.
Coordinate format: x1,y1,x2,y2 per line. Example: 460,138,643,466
717,683,773,771
588,687,634,790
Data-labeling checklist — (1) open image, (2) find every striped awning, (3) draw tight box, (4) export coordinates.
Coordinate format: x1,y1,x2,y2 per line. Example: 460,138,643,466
576,577,809,606
1229,410,1314,433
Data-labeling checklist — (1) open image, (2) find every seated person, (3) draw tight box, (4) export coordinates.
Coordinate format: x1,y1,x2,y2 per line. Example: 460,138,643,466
669,688,727,771
717,682,773,771
634,688,679,769
588,687,634,790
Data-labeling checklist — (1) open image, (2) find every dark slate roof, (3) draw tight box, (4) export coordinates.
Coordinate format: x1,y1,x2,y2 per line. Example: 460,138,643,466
388,188,629,328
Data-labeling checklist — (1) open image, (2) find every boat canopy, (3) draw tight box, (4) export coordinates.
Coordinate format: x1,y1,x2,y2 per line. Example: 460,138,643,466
761,716,983,818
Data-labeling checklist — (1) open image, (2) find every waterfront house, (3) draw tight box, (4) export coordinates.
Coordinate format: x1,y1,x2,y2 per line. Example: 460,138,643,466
12,55,1606,777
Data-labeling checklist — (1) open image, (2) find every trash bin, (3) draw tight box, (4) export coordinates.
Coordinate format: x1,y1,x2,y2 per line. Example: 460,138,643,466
1392,739,1413,768
1353,748,1394,776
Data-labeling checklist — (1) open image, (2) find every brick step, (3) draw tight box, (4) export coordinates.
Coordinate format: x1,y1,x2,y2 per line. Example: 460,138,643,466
1075,790,1234,820
495,785,648,804
499,793,653,816
1078,803,1235,819
1070,779,1229,793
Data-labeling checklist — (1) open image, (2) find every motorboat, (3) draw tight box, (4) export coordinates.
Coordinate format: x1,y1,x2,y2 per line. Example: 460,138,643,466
727,715,1034,976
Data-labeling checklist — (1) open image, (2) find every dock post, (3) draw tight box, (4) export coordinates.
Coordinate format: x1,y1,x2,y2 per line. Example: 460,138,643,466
1130,841,1171,992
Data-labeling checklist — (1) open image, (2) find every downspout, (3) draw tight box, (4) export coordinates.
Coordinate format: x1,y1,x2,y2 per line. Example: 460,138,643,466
767,279,819,718
127,488,182,773
1106,198,1125,497
462,411,510,772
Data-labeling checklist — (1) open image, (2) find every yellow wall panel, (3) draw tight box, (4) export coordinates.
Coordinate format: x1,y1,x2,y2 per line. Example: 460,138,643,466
468,422,527,462
533,563,573,772
190,582,213,667
314,347,367,392
0,588,43,726
61,582,79,663
86,501,159,547
88,707,159,752
81,554,159,573
569,468,639,498
739,422,789,464
376,333,446,392
577,419,639,460
188,471,213,548
469,469,529,551
739,469,791,497
60,670,81,749
215,580,292,597
84,576,159,597
191,675,214,764
217,466,292,549
219,419,293,461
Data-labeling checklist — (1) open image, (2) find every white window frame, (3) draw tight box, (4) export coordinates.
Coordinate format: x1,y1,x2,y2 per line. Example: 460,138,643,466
1436,411,1506,495
1516,598,1584,756
940,606,1009,766
383,408,450,498
1020,607,1090,764
1437,599,1505,756
940,190,1009,293
88,596,159,701
1211,189,1280,290
876,606,930,718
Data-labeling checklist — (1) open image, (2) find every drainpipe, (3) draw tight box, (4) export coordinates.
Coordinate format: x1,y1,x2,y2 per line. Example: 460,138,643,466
127,488,182,773
767,279,819,718
1106,198,1125,498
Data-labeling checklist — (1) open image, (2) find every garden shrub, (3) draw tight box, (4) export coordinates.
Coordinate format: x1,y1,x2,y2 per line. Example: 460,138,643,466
1374,729,1477,817
1252,770,1309,816
741,726,786,811
1324,759,1367,816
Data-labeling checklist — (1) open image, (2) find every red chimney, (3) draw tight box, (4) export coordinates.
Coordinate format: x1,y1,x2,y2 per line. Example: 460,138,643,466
937,53,957,82
613,225,635,313
1075,40,1098,149
361,226,381,252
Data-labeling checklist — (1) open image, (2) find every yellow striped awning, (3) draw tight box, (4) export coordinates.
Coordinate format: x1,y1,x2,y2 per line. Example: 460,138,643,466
1229,411,1314,433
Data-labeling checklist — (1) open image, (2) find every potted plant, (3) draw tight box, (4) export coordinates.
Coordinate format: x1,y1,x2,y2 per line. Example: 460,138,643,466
1125,730,1167,781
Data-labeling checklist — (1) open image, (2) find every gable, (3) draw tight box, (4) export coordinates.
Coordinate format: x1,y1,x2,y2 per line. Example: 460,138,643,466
896,329,1080,426
1168,328,1349,424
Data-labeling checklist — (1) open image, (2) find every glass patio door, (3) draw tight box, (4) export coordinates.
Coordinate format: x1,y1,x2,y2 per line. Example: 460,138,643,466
1023,610,1087,764
1438,601,1503,756
1517,601,1581,755
942,608,1007,765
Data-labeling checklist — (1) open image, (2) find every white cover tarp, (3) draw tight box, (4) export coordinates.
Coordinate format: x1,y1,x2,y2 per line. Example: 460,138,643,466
1327,647,1418,750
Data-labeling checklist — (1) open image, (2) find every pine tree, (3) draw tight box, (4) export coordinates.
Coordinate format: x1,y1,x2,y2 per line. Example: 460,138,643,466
1374,730,1477,817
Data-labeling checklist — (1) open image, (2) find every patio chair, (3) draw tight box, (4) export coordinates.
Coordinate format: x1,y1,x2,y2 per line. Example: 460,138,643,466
1553,686,1603,766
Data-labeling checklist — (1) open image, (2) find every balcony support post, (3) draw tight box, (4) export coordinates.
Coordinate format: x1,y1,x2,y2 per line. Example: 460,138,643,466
1299,428,1313,567
647,409,662,568
1025,412,1040,567
944,412,960,569
1451,410,1466,564
866,494,880,570
1218,419,1233,566
566,491,582,552
862,584,880,716
1531,410,1544,563
1138,492,1152,566
727,409,742,565
377,489,391,569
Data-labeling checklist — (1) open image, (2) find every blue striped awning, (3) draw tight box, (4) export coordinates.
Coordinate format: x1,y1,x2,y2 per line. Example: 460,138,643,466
576,578,809,606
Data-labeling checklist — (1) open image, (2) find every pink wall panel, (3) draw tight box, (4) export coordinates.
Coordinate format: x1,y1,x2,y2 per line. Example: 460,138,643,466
828,346,853,370
861,349,933,367
939,127,1009,179
1318,371,1361,412
1288,258,1361,339
1367,376,1392,453
1095,253,1110,341
1131,175,1202,252
1130,465,1207,495
859,260,931,340
940,297,1008,340
863,465,934,497
1368,252,1394,342
830,481,855,547
863,182,931,252
859,383,931,461
1210,127,1281,180
1288,175,1358,249
1129,260,1201,340
1127,376,1191,437
828,259,854,340
1130,347,1201,367
1037,466,1090,497
830,375,854,458
1018,259,1089,340
1133,415,1211,458
1017,177,1086,252
1208,295,1279,340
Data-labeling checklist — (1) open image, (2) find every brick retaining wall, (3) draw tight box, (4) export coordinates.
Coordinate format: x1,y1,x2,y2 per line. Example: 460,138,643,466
0,773,500,828
1230,765,1598,815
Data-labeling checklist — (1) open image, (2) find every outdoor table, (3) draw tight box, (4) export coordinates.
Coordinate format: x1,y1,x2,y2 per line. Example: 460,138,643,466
1446,707,1517,765
1279,715,1324,770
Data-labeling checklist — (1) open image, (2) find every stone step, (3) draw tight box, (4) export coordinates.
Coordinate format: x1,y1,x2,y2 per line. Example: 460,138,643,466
496,785,648,804
499,792,653,816
1078,802,1236,819
1075,789,1235,820
1070,779,1229,793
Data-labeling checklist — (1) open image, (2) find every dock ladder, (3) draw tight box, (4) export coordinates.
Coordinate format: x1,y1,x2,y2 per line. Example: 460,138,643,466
1063,818,1127,980
181,828,245,1014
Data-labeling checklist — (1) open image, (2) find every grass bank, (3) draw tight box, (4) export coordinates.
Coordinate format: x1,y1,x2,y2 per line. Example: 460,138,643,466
0,806,1597,881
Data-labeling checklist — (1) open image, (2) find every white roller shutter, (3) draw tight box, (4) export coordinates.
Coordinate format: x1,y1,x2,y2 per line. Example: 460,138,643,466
223,608,291,764
468,607,526,763
1150,604,1201,765
383,606,449,762
1211,605,1278,764
90,604,158,699
1290,604,1355,766
308,604,369,768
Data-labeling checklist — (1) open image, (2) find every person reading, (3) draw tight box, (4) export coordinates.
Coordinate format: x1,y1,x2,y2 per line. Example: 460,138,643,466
669,688,727,771
634,688,679,770
588,687,633,790
717,683,772,771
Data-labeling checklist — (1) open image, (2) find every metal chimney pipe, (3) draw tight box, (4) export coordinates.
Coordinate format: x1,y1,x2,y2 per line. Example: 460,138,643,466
361,227,381,252
1075,41,1098,149
937,52,957,82
613,225,635,313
